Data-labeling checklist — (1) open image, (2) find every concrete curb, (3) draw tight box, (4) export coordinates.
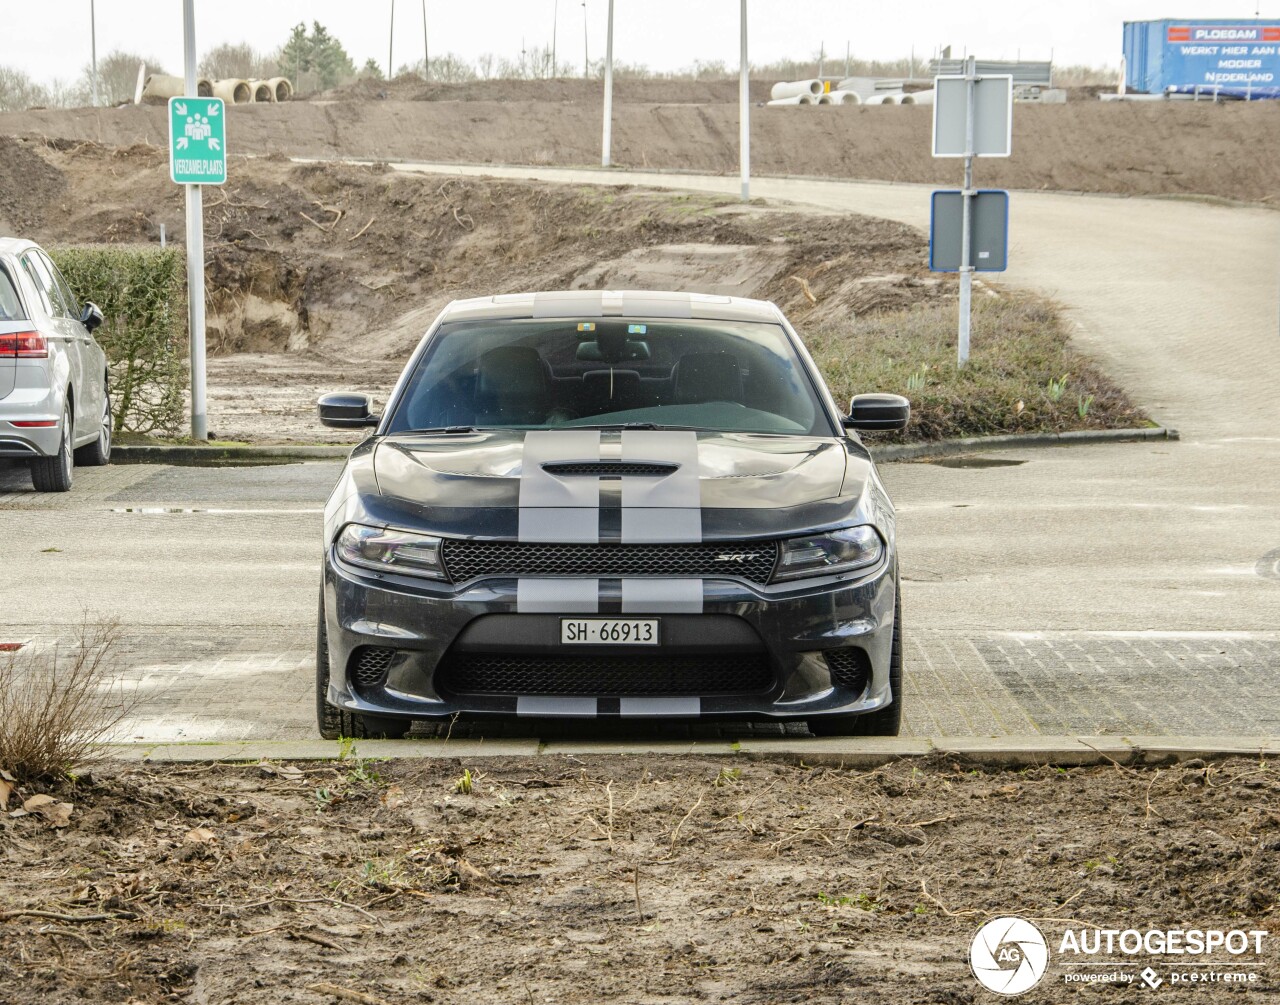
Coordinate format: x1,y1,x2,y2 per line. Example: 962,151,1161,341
109,427,1177,466
871,426,1179,463
112,444,352,464
100,734,1279,767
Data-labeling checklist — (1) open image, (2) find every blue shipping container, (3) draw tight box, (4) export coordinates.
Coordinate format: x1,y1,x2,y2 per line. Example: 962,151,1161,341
1123,19,1280,93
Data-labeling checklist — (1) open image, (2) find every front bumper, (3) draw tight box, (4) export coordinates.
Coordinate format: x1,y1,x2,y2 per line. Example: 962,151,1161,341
322,551,897,722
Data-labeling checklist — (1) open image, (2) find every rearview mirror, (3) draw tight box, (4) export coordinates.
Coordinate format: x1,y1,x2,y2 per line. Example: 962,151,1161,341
80,301,104,332
843,393,910,432
318,391,380,429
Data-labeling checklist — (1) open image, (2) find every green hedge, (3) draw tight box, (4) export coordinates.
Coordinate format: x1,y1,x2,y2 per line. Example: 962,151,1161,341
50,246,187,436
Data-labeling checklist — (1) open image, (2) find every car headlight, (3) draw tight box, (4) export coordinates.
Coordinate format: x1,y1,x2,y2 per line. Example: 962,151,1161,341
335,524,446,580
774,525,884,582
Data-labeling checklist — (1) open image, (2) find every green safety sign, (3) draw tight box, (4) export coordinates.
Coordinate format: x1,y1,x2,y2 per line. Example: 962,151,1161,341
168,96,226,185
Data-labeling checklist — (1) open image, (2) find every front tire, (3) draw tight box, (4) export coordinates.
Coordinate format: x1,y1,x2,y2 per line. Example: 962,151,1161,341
74,390,111,466
30,403,74,493
808,580,903,737
316,589,411,740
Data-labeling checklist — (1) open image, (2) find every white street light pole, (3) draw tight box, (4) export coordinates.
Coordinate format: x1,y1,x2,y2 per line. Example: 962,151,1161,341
388,0,395,79
182,0,207,440
90,0,99,107
427,0,437,80
552,0,559,78
582,1,588,77
601,0,614,166
957,55,976,367
739,0,750,202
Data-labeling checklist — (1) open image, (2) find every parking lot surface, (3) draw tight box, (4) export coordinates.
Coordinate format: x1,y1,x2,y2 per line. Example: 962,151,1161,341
3,169,1278,745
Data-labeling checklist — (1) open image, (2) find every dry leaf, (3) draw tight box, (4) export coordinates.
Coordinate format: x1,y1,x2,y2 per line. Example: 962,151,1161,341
184,826,217,845
259,762,303,781
0,778,13,811
19,794,74,827
0,768,15,782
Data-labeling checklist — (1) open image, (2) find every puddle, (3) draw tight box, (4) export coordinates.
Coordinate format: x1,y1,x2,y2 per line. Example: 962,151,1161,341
926,456,1027,469
1256,548,1280,582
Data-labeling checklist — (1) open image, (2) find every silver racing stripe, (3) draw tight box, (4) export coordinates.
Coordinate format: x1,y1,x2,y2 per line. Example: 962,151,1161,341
516,578,599,613
518,429,602,543
620,578,703,614
619,430,702,543
516,696,598,718
619,697,701,718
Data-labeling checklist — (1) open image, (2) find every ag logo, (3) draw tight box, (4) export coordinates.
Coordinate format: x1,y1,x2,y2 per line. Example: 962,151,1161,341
970,917,1049,996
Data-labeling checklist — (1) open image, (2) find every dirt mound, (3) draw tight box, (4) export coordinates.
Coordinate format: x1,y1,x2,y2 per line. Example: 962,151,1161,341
5,98,1277,202
320,75,774,104
0,755,1274,1003
0,136,66,232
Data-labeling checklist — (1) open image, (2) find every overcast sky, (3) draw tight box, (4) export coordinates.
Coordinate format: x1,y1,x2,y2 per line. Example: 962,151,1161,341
3,1,1276,86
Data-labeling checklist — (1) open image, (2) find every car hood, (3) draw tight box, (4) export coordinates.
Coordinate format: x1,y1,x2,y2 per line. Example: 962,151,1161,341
356,428,874,541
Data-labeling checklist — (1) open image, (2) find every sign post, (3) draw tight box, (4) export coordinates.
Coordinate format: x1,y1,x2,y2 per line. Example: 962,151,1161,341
171,0,225,441
931,59,1012,367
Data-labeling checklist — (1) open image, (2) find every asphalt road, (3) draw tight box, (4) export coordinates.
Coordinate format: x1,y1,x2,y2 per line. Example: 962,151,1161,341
2,166,1278,742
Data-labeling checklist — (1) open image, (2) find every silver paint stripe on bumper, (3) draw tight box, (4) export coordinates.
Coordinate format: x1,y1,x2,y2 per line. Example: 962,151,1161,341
516,695,599,717
619,696,701,717
620,577,704,613
516,578,600,613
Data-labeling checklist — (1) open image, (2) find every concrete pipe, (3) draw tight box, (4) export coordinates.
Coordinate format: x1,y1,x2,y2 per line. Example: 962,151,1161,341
770,79,824,100
864,92,902,105
249,80,275,102
266,77,294,102
141,73,213,102
766,95,807,106
902,88,935,105
826,90,862,105
798,93,817,105
212,78,253,104
817,93,833,104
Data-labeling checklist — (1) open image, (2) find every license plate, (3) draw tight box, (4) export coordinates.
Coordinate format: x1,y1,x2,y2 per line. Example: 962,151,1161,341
560,618,660,645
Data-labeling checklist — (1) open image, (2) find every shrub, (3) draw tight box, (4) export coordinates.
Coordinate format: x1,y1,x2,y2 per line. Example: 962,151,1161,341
50,246,187,436
0,620,130,784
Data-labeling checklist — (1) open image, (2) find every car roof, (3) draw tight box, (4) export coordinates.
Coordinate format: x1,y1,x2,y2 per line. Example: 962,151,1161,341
0,237,39,259
439,290,784,325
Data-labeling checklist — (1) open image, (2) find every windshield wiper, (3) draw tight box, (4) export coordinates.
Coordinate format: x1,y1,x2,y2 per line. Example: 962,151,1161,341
574,422,693,431
398,426,481,435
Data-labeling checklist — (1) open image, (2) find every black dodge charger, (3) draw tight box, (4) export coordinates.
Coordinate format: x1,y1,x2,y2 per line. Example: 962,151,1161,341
316,290,908,738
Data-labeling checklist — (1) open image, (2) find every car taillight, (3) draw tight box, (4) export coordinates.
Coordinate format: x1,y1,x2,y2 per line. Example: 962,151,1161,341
0,331,48,358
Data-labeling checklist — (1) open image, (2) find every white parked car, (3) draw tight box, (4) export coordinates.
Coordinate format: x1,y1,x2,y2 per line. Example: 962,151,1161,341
0,238,110,491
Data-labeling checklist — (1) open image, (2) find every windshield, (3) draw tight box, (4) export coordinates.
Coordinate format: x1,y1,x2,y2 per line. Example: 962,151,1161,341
386,318,833,436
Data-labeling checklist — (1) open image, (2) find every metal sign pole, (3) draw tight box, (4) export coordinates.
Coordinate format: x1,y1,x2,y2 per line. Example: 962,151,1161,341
182,0,207,441
601,0,614,166
90,0,98,107
957,55,976,368
739,0,750,202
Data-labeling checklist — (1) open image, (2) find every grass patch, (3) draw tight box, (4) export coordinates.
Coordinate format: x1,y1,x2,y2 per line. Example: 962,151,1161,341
806,294,1148,442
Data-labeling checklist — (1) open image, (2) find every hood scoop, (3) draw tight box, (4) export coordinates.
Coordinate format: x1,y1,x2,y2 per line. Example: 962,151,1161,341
541,461,679,477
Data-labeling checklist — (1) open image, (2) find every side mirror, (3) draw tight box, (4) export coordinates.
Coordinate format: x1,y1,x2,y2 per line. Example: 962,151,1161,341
843,393,910,432
80,301,104,332
318,391,380,429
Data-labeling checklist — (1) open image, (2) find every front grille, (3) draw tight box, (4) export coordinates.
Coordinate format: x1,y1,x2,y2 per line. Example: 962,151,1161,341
438,652,774,696
350,646,396,688
441,539,778,585
542,462,677,477
824,648,871,694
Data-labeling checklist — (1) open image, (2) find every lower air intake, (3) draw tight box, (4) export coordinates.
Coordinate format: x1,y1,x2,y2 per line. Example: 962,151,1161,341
350,646,396,688
437,652,774,697
823,648,871,695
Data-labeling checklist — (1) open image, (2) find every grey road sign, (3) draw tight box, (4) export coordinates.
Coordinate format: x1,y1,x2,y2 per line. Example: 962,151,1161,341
932,75,1013,157
930,190,1009,272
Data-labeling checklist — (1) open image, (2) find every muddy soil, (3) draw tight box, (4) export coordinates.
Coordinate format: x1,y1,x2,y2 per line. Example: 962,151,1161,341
0,755,1275,1004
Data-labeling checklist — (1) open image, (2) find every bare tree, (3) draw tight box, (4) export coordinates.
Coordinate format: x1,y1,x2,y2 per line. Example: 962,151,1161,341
199,42,277,81
82,50,166,105
0,66,50,111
